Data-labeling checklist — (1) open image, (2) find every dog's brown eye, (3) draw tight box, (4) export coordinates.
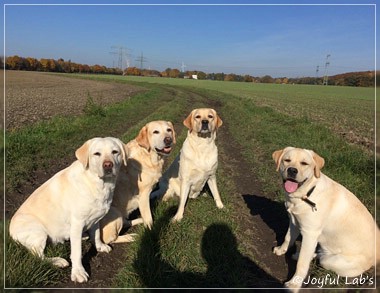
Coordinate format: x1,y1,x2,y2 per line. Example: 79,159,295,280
301,162,309,166
167,128,172,133
94,152,101,156
195,115,201,119
153,130,159,134
112,150,119,155
284,159,291,163
208,114,213,119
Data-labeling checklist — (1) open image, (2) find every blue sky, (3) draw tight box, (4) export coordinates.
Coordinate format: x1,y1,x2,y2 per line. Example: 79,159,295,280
2,1,377,77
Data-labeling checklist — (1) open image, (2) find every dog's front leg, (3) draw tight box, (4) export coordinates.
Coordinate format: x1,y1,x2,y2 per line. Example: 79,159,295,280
285,232,318,292
89,222,112,253
273,213,299,255
70,220,89,283
173,181,191,222
207,175,224,209
139,190,153,229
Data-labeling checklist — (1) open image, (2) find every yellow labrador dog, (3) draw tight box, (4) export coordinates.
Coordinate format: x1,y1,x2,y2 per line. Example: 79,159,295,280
100,121,176,244
152,108,224,222
272,147,379,292
9,137,126,283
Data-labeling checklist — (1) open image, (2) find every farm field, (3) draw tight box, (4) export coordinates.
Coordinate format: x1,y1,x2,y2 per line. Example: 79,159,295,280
78,74,376,152
3,71,376,289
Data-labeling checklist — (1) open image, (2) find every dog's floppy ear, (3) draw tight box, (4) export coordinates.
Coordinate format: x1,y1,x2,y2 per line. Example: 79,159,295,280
183,110,193,130
136,125,150,151
272,149,285,172
112,137,128,166
168,121,177,145
312,151,325,178
76,139,92,169
215,113,223,129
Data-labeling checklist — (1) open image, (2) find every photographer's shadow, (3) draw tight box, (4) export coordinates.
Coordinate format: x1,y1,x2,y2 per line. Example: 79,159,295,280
134,207,282,288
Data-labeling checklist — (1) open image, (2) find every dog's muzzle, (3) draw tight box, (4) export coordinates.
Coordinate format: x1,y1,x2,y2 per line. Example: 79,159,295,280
201,120,209,132
164,136,172,146
283,167,305,193
287,167,298,179
155,137,173,155
101,160,116,178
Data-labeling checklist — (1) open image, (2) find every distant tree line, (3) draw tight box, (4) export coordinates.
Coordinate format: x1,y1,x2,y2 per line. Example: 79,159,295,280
124,67,376,87
4,55,122,75
2,55,377,87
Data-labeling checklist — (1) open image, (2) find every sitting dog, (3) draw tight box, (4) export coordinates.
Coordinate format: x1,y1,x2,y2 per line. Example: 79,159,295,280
152,108,224,222
100,121,176,244
272,146,379,292
9,137,126,283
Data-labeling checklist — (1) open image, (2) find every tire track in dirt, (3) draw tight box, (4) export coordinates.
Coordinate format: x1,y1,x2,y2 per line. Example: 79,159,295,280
216,125,291,286
57,86,291,289
183,89,292,287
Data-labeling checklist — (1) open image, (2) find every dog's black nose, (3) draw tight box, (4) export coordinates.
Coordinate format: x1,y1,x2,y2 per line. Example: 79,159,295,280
164,136,172,146
287,167,298,178
201,120,209,130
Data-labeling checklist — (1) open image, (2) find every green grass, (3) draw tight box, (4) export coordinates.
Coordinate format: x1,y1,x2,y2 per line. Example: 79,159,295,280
5,83,216,288
76,74,375,151
208,90,374,209
79,74,374,208
5,73,375,289
5,86,178,192
5,228,69,288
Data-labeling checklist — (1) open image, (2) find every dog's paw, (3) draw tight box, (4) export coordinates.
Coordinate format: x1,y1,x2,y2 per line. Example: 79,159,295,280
50,257,70,268
71,267,89,283
96,243,112,253
117,233,138,243
216,201,224,209
273,245,287,256
144,220,153,230
162,193,173,202
81,232,90,241
172,214,183,222
284,277,303,292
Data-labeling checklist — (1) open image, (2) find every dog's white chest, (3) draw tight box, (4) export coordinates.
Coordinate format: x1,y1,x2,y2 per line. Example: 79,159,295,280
77,184,114,228
285,199,313,215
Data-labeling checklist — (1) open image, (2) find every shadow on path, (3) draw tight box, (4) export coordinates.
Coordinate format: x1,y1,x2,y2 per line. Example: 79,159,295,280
243,193,297,281
134,206,284,289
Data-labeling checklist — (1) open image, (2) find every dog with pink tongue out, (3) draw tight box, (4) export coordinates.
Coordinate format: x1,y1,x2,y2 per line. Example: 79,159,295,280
272,147,379,293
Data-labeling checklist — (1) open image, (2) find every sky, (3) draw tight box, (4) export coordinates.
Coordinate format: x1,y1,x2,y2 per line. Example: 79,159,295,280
2,0,378,78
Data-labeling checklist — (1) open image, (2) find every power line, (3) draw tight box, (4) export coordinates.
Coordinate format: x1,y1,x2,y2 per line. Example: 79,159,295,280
181,61,186,72
109,46,130,71
135,52,147,70
323,54,331,85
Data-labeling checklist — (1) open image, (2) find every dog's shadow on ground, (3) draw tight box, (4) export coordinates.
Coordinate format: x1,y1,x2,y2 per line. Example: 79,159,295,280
242,193,298,280
242,193,288,243
134,206,284,289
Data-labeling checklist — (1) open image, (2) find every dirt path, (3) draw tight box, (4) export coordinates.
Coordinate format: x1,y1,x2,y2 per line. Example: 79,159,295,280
217,126,292,284
6,72,291,289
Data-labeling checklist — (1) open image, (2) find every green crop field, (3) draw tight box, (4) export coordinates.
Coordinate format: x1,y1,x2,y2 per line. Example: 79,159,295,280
77,74,376,152
5,72,376,289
